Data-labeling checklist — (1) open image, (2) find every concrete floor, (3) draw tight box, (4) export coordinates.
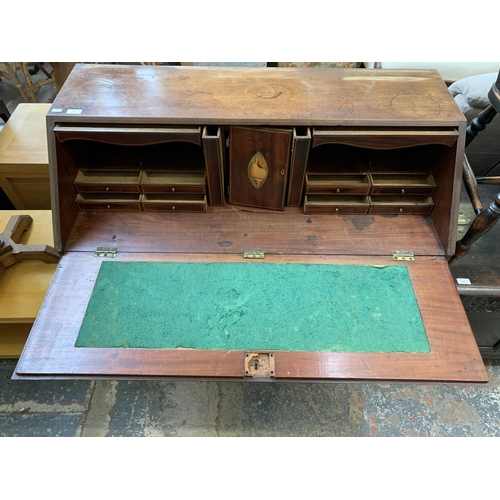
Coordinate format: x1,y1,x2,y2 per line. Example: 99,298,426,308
1,359,500,436
1,64,500,437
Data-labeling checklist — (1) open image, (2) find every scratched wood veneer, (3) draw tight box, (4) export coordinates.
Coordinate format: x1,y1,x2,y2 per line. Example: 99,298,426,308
45,65,466,126
15,253,484,381
63,208,443,255
14,64,488,382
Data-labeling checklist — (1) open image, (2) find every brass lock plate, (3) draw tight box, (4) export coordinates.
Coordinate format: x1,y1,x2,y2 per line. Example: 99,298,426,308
244,352,275,378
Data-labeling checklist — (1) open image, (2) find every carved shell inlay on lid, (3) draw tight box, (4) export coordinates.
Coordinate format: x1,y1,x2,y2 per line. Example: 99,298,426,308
248,152,268,189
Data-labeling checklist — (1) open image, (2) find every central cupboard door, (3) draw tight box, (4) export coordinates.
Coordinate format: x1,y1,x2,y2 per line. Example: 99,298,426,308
229,127,292,210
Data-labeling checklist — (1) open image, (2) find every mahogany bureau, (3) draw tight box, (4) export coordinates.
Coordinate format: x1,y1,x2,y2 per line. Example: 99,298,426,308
14,64,488,383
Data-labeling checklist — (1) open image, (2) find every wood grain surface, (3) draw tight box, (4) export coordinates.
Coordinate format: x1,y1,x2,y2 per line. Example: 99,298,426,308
0,210,56,358
48,65,465,127
62,208,444,256
229,126,291,210
14,253,487,382
0,104,50,169
0,103,51,209
0,324,31,359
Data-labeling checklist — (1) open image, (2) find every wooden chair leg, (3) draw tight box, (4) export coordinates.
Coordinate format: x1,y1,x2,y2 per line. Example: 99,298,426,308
0,62,30,102
20,63,38,102
466,104,498,146
0,99,10,122
449,193,500,265
35,63,52,79
462,154,483,215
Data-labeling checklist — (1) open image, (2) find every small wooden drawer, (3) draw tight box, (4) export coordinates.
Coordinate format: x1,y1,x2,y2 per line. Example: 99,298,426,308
141,172,206,194
75,193,142,211
304,195,370,214
74,170,141,193
141,194,207,212
369,196,434,215
370,173,436,196
306,174,371,195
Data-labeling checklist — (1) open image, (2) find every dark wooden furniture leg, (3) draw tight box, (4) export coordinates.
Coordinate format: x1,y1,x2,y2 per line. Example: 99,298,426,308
466,105,498,146
462,154,483,214
0,99,10,123
449,193,500,265
450,69,500,264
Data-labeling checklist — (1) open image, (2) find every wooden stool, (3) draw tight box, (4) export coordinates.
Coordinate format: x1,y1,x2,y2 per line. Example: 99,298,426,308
0,103,51,209
0,210,57,358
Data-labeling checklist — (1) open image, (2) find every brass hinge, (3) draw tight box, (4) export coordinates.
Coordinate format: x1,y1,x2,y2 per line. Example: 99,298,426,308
392,250,415,261
243,249,265,259
244,352,275,378
95,247,117,258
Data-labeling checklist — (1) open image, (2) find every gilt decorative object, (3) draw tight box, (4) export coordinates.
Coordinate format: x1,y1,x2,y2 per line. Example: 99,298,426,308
248,152,268,189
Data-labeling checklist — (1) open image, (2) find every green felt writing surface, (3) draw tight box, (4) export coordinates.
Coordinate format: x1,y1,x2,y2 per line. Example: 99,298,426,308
75,262,430,353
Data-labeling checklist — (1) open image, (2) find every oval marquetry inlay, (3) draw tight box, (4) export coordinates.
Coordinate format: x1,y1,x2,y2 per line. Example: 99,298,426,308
248,152,268,189
244,84,288,100
390,93,441,119
256,85,282,99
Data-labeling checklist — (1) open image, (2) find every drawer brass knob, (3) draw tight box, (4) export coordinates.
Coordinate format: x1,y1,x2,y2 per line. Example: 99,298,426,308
399,208,403,213
336,189,340,193
107,205,111,209
172,206,175,210
172,187,175,192
401,189,405,194
106,187,110,191
335,208,339,213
